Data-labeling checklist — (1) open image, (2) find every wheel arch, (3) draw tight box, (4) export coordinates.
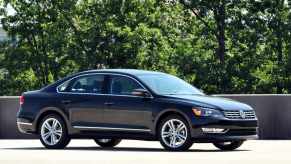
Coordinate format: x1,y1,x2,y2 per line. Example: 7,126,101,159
34,107,72,134
153,109,192,137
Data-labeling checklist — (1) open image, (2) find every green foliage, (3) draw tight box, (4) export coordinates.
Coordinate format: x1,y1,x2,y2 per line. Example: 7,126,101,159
0,0,291,95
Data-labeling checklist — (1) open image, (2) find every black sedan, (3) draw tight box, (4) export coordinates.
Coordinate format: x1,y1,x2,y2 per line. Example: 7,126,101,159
17,69,258,151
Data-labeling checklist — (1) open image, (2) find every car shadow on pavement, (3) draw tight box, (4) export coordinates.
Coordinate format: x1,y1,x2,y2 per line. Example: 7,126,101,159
3,147,250,152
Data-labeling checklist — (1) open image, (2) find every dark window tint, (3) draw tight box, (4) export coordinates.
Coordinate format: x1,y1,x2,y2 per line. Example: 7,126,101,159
68,75,105,93
58,80,70,92
110,76,143,95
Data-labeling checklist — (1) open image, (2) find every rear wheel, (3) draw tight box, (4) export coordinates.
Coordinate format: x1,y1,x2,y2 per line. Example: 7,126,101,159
94,139,122,148
39,114,70,149
158,115,193,151
213,141,244,150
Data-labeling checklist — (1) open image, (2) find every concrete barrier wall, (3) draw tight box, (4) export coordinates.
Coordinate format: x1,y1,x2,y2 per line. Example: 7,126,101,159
220,95,291,139
1,95,291,139
0,97,34,139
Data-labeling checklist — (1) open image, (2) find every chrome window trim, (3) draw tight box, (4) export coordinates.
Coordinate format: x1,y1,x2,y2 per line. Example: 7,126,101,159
56,72,153,98
73,126,151,132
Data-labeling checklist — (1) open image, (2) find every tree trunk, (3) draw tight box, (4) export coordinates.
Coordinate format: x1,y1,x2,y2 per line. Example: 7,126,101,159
275,0,284,94
214,2,226,64
213,2,227,92
276,24,283,94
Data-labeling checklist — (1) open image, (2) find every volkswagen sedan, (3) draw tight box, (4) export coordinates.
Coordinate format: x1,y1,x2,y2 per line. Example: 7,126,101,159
17,69,258,151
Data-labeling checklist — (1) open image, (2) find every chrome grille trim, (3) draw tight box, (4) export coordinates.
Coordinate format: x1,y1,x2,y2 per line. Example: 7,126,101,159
223,110,256,119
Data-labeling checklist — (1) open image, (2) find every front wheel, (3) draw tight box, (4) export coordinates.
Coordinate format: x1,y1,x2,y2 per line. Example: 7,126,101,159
39,114,70,149
213,141,244,151
158,115,193,151
94,139,122,148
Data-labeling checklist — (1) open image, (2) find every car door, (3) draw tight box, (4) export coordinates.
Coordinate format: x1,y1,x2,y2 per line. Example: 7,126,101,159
102,74,153,131
58,74,107,127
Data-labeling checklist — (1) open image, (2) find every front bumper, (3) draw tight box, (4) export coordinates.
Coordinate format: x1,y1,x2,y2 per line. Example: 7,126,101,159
190,117,258,142
192,131,258,143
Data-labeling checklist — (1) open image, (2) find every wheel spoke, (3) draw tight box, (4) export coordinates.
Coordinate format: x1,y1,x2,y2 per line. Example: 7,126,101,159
168,120,175,131
176,134,186,141
170,136,176,147
52,119,58,129
221,142,231,145
162,132,171,138
51,134,57,144
44,122,51,130
99,139,111,143
42,132,51,140
50,134,54,145
54,130,62,136
176,123,185,132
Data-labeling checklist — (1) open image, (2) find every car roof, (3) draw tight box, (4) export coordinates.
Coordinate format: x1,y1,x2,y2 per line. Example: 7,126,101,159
79,69,165,76
41,69,165,92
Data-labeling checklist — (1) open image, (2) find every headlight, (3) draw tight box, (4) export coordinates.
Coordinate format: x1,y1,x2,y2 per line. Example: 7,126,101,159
192,107,222,117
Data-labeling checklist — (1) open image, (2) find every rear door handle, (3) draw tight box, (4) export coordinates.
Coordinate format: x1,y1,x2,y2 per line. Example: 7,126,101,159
61,100,72,104
104,102,114,106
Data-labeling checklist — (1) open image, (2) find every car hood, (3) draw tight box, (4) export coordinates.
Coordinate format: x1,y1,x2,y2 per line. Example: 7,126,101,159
163,94,253,111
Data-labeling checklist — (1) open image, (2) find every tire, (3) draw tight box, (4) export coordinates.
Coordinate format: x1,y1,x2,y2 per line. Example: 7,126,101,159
213,141,244,151
94,139,122,148
158,114,193,151
38,114,71,149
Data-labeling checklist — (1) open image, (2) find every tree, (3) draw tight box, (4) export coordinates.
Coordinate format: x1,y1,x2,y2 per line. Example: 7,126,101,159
1,0,291,95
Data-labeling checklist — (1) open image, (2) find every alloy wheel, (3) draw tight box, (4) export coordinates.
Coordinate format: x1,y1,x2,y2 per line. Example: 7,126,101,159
161,119,188,148
94,138,122,148
98,139,111,143
41,118,63,146
213,141,244,150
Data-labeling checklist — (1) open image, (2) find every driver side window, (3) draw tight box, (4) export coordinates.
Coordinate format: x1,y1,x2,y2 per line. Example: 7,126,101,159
110,75,142,95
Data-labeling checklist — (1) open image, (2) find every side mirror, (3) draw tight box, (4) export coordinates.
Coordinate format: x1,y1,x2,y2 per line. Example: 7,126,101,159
132,88,151,97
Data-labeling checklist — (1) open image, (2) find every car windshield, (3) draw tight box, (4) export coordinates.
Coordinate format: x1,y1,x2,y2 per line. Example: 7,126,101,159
137,74,204,95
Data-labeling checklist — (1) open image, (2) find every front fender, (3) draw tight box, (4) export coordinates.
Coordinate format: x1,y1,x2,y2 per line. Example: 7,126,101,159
153,108,193,137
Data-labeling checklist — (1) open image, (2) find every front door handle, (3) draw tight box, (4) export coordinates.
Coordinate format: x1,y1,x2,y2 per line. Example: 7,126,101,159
104,102,114,106
61,100,72,104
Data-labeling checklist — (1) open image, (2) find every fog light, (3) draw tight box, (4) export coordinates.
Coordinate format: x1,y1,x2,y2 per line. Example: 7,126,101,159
202,128,227,134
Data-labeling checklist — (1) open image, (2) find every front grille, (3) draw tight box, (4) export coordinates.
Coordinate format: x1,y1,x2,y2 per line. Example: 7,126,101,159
223,110,256,120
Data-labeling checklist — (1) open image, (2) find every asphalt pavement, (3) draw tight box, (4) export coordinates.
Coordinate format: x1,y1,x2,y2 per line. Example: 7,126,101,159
0,139,290,164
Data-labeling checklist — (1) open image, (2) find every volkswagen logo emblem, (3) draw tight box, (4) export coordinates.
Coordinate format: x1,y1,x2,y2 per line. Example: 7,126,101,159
240,110,246,119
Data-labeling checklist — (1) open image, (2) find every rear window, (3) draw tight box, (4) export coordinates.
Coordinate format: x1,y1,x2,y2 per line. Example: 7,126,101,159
57,74,105,94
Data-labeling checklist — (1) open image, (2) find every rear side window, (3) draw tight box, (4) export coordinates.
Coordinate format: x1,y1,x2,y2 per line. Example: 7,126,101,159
58,74,105,94
110,75,143,95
